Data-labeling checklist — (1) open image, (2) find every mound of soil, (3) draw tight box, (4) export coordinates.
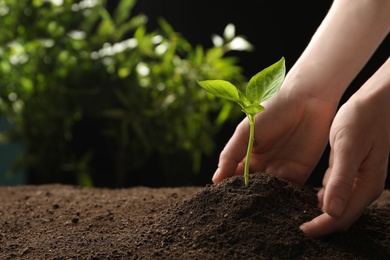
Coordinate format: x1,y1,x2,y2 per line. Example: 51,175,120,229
1,172,389,259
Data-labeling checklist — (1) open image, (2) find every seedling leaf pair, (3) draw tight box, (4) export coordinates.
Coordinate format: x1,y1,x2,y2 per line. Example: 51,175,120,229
199,57,285,115
198,57,286,186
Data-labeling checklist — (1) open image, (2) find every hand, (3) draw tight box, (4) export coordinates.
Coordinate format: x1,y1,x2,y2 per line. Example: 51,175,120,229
213,87,337,185
300,97,389,238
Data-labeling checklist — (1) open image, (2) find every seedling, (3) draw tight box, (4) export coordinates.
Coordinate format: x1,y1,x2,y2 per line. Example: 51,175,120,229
198,57,285,186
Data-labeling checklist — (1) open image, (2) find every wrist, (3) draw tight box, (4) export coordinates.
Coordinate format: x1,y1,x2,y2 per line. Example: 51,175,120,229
350,58,390,129
281,69,344,108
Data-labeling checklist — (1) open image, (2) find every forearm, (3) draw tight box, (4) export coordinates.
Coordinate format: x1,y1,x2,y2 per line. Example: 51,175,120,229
284,0,390,105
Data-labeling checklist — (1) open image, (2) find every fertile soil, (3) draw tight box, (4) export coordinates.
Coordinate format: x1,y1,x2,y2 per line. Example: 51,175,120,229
1,172,389,259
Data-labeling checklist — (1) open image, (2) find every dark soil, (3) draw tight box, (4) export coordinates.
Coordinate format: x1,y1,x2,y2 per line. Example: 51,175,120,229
1,172,389,259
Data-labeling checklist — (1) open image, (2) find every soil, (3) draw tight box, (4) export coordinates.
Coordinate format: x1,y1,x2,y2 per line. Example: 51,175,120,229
1,172,389,259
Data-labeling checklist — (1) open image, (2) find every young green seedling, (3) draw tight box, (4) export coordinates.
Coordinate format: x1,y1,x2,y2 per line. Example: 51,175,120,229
198,57,286,186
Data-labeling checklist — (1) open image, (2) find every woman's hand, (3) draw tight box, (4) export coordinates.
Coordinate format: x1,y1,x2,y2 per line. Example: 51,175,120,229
213,87,337,185
300,58,390,238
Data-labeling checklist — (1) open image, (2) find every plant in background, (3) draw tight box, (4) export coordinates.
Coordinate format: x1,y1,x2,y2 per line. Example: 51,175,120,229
199,57,285,186
0,0,252,186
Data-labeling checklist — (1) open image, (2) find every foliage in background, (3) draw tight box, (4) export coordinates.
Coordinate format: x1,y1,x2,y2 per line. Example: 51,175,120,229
0,0,252,187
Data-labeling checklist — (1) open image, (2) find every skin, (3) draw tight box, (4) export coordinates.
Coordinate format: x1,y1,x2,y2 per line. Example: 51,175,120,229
213,0,390,238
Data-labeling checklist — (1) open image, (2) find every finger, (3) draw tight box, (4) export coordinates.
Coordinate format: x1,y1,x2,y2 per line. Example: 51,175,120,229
212,118,249,184
300,182,383,238
317,187,325,209
321,148,335,187
322,135,362,217
317,149,333,210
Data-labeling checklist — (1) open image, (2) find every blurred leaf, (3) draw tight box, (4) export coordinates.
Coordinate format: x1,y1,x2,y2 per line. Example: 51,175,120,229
158,18,174,35
113,0,136,25
215,102,233,126
114,14,148,41
97,8,115,39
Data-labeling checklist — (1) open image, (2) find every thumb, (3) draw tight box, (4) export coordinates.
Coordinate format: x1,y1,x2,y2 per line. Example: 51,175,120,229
213,118,249,183
322,134,361,217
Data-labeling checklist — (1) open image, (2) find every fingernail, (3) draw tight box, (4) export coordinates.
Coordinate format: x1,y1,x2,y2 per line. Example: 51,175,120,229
329,197,345,217
212,168,220,183
299,223,307,231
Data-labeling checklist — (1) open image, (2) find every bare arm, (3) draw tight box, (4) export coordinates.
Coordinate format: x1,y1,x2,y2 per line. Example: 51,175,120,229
284,0,390,104
214,0,390,185
292,0,390,237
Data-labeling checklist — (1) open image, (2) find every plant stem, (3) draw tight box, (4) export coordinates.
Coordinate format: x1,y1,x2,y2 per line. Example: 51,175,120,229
244,114,255,186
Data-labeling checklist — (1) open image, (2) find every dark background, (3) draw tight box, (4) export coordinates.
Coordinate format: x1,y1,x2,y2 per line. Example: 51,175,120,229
127,0,390,187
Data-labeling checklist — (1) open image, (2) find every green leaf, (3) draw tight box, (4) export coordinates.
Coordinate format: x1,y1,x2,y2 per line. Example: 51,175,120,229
215,102,233,126
158,18,175,35
241,102,264,116
198,80,241,102
246,57,285,103
113,0,136,25
97,14,115,39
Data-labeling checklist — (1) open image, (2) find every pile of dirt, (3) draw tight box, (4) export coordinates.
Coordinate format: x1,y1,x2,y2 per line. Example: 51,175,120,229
1,172,389,259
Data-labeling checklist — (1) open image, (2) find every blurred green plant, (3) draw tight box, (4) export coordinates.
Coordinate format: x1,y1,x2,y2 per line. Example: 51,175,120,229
0,0,252,187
